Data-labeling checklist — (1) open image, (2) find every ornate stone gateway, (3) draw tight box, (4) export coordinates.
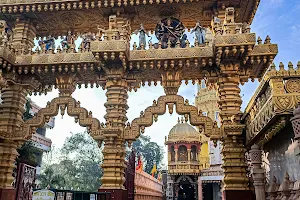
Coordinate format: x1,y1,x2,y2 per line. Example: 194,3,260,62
0,1,280,200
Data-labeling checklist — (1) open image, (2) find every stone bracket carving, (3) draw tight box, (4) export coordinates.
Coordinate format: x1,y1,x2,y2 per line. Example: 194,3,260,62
124,94,221,143
15,96,103,141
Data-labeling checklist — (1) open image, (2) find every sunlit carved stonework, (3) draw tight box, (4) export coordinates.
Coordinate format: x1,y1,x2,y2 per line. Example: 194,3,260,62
0,0,292,199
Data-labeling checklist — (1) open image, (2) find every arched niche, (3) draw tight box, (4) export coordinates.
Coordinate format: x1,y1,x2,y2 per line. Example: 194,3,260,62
124,94,221,143
178,145,188,161
16,96,104,142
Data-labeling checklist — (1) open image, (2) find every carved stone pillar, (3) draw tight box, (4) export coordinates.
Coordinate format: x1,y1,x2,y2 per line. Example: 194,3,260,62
291,103,300,155
99,70,128,198
187,149,191,162
0,84,27,200
175,149,178,162
12,19,36,53
249,144,266,200
217,73,253,199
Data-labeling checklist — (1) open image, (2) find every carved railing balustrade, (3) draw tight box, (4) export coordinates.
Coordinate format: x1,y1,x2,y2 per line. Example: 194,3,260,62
266,174,300,200
243,62,300,146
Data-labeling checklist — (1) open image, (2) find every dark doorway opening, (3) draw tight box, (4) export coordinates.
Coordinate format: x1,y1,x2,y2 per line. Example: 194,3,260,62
203,183,213,200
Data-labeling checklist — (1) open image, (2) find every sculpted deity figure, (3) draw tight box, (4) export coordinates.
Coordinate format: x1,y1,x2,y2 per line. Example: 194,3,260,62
81,32,96,50
40,35,55,50
134,24,149,49
61,31,76,50
191,22,206,45
155,18,185,49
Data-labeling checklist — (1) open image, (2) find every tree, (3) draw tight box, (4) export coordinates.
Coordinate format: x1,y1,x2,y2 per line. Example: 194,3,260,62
128,135,164,175
41,132,103,192
17,141,41,167
37,166,65,189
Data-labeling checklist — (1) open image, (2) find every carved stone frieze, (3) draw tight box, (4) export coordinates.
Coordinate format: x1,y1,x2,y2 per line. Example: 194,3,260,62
0,1,259,32
273,94,300,114
215,33,256,47
285,78,300,93
15,51,97,65
130,46,213,61
249,44,278,56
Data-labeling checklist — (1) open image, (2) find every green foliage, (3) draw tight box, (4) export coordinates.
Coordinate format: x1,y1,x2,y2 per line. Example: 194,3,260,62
23,99,33,121
17,141,41,167
128,135,164,174
37,166,65,189
40,132,103,192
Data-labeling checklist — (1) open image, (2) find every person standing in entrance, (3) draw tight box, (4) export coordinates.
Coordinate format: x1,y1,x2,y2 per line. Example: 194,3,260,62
178,185,184,200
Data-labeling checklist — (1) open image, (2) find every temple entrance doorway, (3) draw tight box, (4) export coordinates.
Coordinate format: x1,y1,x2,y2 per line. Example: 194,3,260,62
180,183,195,200
175,175,197,200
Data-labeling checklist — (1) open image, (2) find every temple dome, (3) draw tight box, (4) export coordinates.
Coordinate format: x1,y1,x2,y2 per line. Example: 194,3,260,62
166,119,205,144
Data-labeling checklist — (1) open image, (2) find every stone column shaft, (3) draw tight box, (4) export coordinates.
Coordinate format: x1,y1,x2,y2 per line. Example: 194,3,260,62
101,76,128,190
249,144,266,200
0,84,27,200
175,149,178,162
217,74,249,192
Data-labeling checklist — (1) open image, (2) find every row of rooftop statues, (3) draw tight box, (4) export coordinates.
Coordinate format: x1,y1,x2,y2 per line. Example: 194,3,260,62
135,18,210,49
0,18,212,52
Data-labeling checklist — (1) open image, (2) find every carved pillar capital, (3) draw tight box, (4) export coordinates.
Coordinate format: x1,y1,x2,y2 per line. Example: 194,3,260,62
161,70,182,95
55,74,77,97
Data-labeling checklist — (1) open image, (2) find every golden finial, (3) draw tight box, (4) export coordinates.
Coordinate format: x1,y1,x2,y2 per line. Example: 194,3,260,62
279,62,284,71
288,62,294,71
264,35,271,44
257,36,262,44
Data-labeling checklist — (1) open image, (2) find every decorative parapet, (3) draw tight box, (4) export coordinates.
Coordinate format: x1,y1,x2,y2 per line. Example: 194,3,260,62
134,170,163,200
215,33,256,47
130,46,213,61
168,161,202,175
15,51,97,65
243,62,300,145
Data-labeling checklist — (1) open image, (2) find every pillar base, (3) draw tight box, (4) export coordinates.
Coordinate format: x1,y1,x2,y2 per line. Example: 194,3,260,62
98,188,127,200
0,188,16,200
222,190,255,200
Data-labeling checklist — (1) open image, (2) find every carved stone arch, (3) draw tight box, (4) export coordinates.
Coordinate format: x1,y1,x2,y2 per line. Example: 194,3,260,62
175,175,194,184
16,96,104,141
124,94,221,142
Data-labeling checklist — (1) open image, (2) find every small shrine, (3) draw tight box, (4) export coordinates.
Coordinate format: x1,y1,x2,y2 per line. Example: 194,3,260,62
165,118,209,200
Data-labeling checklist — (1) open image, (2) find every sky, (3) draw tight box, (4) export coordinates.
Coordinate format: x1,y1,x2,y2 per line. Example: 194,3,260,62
29,0,300,165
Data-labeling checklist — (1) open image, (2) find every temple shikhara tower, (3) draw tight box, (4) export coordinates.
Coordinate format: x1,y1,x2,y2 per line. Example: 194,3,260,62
0,0,300,199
